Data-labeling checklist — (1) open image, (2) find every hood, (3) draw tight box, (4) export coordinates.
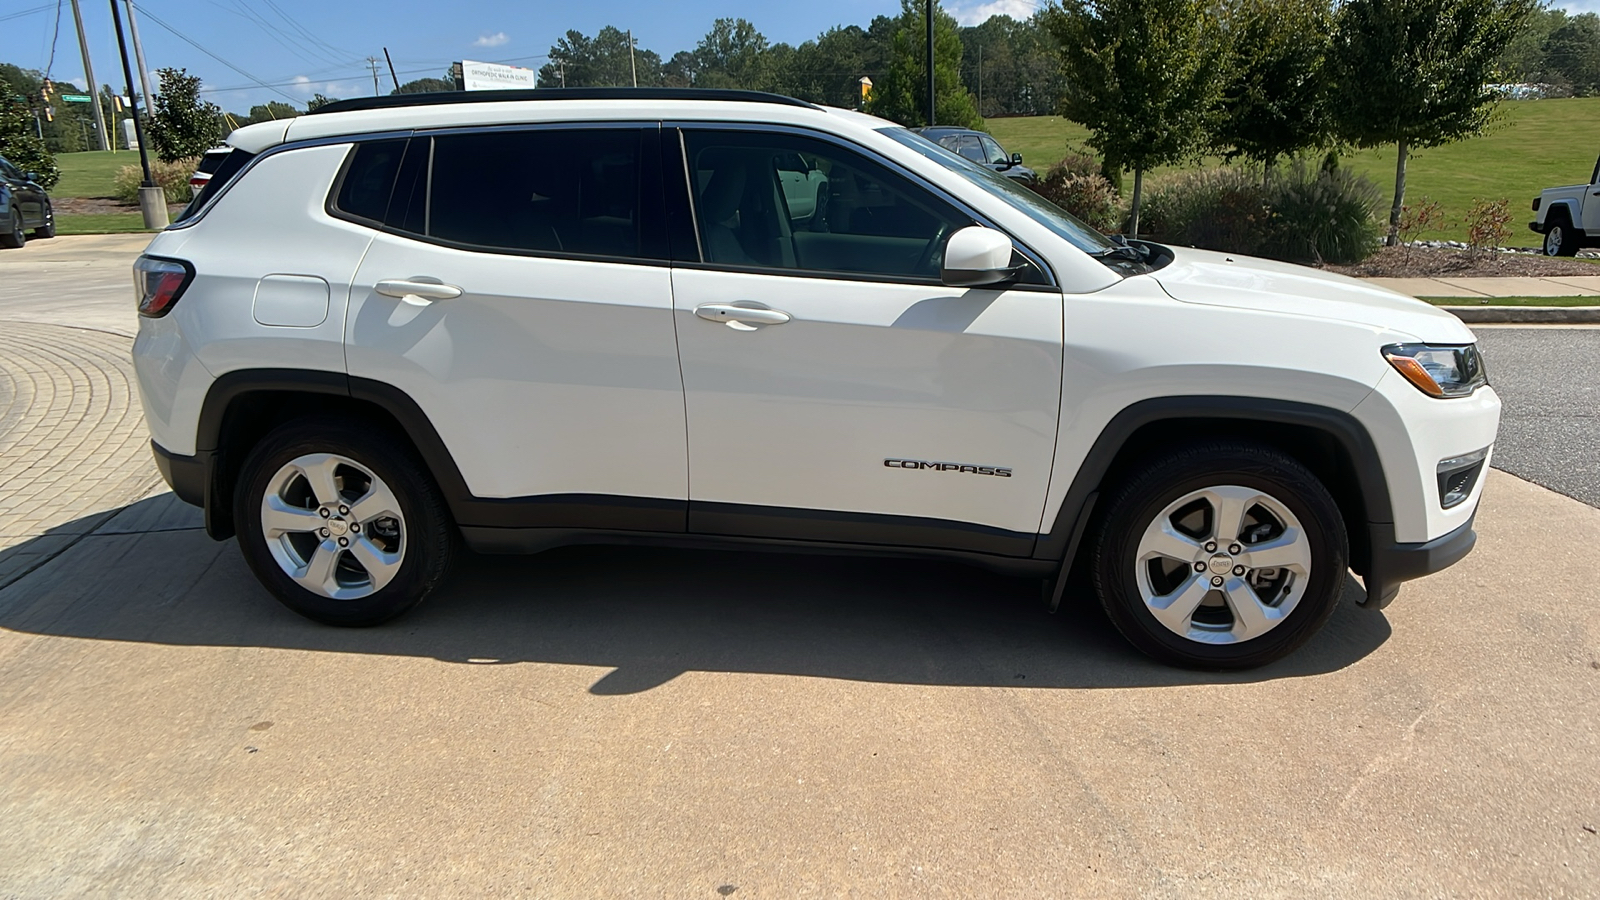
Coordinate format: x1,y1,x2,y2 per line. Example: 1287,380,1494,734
1149,246,1476,343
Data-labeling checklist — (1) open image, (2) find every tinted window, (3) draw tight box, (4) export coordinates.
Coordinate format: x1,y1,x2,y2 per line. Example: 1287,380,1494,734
683,130,969,279
978,136,1008,165
332,139,407,223
426,128,647,259
947,135,985,163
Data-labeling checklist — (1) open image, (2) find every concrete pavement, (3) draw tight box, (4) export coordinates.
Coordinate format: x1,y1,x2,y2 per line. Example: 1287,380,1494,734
1367,274,1600,299
2,234,1598,896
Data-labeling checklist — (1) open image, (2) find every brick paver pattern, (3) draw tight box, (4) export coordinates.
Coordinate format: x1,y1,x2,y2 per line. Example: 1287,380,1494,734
0,322,162,587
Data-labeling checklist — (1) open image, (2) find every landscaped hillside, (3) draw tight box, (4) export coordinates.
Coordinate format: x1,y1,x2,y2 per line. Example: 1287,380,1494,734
987,97,1600,245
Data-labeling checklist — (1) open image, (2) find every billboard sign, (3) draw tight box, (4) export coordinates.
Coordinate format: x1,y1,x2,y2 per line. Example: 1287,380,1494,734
458,60,538,91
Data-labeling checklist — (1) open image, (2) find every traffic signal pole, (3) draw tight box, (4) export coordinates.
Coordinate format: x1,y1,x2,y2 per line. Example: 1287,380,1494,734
108,0,167,228
124,0,157,113
68,0,110,151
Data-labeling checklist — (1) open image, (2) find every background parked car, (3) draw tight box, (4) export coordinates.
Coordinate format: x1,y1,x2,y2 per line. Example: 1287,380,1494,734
1530,151,1600,256
911,127,1037,183
0,154,54,249
189,146,235,195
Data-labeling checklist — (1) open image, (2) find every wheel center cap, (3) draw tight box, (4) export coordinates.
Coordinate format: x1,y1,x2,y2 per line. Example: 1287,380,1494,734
327,517,349,537
1207,554,1233,575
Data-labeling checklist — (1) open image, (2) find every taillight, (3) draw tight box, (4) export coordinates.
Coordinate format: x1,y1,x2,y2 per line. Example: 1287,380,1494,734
189,174,208,189
134,255,194,318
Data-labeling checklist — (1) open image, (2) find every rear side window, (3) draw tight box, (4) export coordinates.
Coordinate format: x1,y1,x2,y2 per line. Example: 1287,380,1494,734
175,148,255,223
331,139,408,224
424,128,654,260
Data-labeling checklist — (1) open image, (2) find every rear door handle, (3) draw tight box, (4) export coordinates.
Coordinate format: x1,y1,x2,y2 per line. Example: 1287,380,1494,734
694,303,792,331
375,279,463,302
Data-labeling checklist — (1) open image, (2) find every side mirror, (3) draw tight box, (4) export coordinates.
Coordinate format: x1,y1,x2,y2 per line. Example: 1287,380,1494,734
942,225,1017,287
1010,152,1023,166
25,172,37,183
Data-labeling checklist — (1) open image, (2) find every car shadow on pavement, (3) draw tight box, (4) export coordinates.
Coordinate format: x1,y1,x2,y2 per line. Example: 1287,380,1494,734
0,493,1391,694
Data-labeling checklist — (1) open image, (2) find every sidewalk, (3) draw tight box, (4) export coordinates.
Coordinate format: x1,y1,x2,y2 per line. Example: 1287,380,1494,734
1364,275,1600,298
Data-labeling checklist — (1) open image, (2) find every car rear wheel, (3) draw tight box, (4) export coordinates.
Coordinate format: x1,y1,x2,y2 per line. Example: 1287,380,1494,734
234,417,456,626
1091,442,1347,669
1544,217,1578,257
1,210,24,249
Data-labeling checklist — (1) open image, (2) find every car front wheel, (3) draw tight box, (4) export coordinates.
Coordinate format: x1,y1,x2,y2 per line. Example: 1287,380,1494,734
234,417,456,626
1091,442,1347,669
1544,219,1578,257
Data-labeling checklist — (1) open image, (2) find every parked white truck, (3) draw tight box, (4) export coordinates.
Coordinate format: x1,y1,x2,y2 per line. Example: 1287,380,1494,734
1531,154,1600,256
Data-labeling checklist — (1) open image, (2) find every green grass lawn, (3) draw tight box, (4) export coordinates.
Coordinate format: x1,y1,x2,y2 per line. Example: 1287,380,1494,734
53,150,139,199
986,97,1600,245
1420,295,1600,306
54,212,156,235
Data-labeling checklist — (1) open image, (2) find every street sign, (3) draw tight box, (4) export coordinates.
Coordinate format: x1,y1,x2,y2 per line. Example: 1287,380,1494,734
61,94,92,103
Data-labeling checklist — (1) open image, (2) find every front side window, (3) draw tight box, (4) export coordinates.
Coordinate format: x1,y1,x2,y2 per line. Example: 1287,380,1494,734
426,128,648,259
978,135,1009,166
683,129,970,280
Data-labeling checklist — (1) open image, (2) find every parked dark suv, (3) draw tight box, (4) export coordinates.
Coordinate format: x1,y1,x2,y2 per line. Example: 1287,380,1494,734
0,154,55,248
911,127,1036,183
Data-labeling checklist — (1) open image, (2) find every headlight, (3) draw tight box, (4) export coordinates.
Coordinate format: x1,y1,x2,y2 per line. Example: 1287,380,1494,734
1381,343,1488,398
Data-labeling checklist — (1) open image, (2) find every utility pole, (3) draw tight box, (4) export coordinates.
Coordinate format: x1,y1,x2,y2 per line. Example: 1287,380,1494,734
123,0,155,112
383,48,400,92
69,0,109,151
367,57,381,96
977,45,982,117
925,0,936,126
627,30,638,87
109,0,165,227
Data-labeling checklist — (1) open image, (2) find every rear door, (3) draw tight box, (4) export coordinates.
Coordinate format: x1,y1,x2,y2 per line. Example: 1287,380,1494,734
667,127,1063,555
343,126,687,527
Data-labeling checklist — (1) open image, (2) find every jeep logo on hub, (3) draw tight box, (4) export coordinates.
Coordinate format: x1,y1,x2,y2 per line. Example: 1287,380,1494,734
884,459,1012,477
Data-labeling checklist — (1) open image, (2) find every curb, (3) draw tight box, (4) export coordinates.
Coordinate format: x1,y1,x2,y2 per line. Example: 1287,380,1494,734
1440,305,1600,324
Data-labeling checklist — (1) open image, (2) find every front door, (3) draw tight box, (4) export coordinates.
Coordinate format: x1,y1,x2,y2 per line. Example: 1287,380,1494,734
344,126,687,525
669,128,1063,555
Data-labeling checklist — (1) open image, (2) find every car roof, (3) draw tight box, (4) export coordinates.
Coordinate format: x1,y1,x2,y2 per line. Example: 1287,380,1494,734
225,89,887,154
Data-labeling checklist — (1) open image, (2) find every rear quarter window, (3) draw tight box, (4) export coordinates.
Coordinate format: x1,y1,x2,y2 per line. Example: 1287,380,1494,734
174,148,256,223
329,139,408,224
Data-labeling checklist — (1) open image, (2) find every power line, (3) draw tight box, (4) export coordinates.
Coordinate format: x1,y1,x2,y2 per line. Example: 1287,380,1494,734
0,4,55,23
42,0,63,77
130,2,303,104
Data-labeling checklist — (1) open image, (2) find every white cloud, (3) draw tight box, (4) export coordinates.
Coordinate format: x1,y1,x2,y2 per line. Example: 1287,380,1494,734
947,0,1042,26
473,32,510,48
290,75,314,96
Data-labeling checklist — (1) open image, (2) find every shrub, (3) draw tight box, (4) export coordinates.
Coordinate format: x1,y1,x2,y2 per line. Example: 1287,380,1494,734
112,157,199,204
1032,165,1124,234
1262,163,1382,264
0,95,60,189
1138,168,1273,255
1465,198,1512,253
1397,195,1447,245
1051,150,1103,180
1137,163,1382,264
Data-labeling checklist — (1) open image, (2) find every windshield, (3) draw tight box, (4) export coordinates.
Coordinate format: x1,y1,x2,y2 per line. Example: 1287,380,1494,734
881,126,1116,255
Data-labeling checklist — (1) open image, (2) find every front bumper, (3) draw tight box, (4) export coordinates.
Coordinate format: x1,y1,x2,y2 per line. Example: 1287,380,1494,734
1358,513,1477,609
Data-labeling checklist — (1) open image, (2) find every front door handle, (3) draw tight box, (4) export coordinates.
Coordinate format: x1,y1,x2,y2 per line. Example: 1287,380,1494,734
694,303,792,331
375,279,463,302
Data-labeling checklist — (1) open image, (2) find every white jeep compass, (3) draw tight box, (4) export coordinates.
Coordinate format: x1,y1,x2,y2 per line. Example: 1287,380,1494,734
131,88,1500,669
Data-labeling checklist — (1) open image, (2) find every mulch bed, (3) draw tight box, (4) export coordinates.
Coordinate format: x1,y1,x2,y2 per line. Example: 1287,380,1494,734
54,196,188,218
1324,245,1600,278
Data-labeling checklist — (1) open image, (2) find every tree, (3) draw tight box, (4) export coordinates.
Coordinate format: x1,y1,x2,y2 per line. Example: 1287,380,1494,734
306,93,339,112
1048,0,1227,237
394,72,455,94
692,18,769,89
958,14,1065,117
1214,0,1333,171
0,94,59,188
865,0,981,129
1542,14,1600,95
145,67,223,162
536,27,663,87
1328,0,1537,244
247,101,299,123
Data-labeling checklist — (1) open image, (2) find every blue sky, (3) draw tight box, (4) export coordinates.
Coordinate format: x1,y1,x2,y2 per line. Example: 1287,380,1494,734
1,0,1594,111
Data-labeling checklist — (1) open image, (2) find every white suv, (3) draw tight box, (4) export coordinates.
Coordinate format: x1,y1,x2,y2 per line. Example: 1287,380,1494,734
131,88,1500,669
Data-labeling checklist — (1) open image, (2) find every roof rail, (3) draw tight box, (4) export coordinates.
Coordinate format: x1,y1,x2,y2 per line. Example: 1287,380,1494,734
309,87,822,116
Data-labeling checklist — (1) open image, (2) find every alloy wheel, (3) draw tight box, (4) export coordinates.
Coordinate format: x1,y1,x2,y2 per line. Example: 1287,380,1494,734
259,452,406,600
1133,484,1313,645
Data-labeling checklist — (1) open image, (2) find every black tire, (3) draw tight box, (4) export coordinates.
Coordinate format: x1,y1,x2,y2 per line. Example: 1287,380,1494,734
1090,442,1347,670
1544,215,1579,257
0,210,24,249
32,201,55,239
234,417,456,626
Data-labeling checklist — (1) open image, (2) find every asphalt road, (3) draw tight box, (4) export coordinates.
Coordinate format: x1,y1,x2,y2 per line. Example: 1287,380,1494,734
1476,327,1600,508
